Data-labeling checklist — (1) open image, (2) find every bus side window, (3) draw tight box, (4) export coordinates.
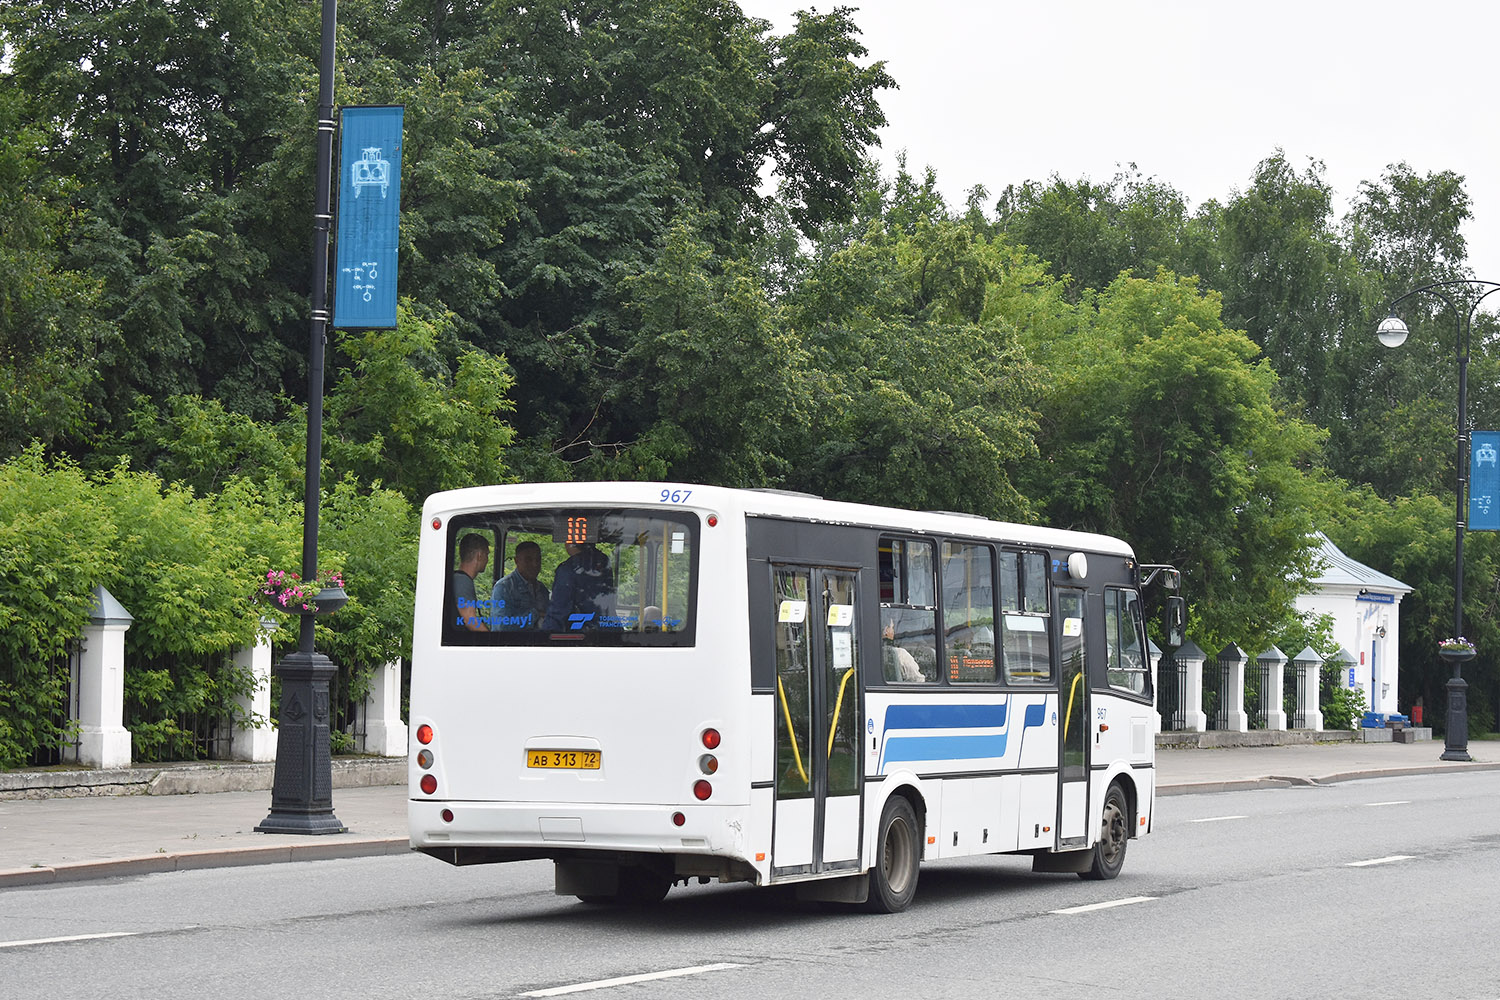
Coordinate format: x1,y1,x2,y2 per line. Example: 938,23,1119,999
879,537,938,683
942,541,996,683
1105,588,1149,696
1000,550,1052,685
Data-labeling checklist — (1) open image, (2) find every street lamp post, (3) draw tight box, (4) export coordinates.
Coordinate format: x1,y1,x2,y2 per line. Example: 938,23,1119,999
1377,278,1500,763
255,0,345,835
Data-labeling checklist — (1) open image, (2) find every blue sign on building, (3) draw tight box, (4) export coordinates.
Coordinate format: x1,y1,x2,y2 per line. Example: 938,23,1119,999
333,106,404,329
1470,431,1500,531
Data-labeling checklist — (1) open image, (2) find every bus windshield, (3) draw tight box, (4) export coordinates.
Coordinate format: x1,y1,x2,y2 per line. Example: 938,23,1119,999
442,507,698,646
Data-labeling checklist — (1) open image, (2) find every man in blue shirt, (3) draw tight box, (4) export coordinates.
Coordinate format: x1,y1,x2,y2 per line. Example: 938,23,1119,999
491,540,550,630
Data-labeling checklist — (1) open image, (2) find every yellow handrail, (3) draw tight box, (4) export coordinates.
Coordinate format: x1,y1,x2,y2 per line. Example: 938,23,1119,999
776,675,809,787
1063,668,1083,742
827,667,856,757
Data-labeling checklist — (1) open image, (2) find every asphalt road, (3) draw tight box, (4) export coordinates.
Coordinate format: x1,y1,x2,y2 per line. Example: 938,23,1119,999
3,769,1498,1000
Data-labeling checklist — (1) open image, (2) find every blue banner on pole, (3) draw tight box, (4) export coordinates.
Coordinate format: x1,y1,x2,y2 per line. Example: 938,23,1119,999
1470,431,1500,530
333,106,403,329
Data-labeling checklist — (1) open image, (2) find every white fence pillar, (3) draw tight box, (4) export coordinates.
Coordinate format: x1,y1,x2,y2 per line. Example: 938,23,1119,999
1178,639,1209,732
1293,646,1324,731
362,659,408,757
1258,646,1288,731
1217,643,1249,732
77,586,133,769
229,620,278,762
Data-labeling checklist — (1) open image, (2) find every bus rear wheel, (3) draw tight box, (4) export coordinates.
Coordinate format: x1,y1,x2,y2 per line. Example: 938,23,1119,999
1079,783,1129,881
865,795,920,913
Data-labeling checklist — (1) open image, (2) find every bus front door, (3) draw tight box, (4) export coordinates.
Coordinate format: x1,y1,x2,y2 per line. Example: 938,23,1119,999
770,565,862,876
1056,588,1090,845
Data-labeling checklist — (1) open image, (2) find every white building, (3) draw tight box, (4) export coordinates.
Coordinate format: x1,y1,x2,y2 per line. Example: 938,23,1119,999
1294,532,1413,718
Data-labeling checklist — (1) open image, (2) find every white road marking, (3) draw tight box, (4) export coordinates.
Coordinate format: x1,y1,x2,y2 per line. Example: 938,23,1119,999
1346,855,1416,867
1189,815,1247,823
0,932,140,950
519,963,744,997
1364,801,1411,807
1050,896,1156,915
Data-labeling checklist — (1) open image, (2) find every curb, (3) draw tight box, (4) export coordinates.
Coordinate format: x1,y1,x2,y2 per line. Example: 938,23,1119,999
0,837,410,888
1156,760,1500,797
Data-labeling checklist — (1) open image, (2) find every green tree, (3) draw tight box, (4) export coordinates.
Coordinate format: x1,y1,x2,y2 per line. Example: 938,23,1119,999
780,213,1043,519
324,304,517,504
1018,271,1326,649
613,219,806,485
0,88,114,454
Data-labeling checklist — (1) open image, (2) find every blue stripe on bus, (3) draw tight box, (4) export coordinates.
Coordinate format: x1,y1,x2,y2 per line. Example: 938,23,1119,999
1023,701,1047,730
882,733,1009,764
882,703,1008,731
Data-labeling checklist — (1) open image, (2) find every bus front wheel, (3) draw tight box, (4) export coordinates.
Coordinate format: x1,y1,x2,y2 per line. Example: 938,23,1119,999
866,795,920,913
1079,783,1129,881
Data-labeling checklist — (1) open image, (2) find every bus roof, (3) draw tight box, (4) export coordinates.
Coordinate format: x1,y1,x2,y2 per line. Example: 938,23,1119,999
423,482,1136,558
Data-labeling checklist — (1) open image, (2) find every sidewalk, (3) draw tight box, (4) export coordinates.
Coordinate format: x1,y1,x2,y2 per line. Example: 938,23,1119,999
3,741,1497,888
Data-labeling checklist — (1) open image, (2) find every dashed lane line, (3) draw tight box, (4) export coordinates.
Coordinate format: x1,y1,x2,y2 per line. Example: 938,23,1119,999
519,962,744,997
1346,855,1416,867
1049,896,1156,915
0,932,140,950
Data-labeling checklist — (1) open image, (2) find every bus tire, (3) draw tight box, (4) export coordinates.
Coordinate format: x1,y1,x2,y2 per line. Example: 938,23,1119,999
1079,782,1129,881
865,795,920,913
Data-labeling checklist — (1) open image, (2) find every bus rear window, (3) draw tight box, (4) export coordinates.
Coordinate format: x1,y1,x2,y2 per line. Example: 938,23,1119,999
442,508,698,646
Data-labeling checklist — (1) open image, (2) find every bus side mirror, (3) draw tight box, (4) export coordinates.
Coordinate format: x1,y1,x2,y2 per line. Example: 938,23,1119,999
1165,596,1186,648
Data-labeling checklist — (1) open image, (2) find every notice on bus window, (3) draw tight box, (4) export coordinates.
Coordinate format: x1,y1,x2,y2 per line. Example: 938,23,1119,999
1062,617,1083,637
832,630,853,668
671,531,685,554
778,600,808,623
827,604,853,627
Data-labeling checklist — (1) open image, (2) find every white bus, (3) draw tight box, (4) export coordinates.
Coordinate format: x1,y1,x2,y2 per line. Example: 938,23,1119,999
409,482,1182,911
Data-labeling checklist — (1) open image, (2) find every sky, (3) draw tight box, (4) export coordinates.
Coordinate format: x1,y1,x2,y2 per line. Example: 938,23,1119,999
742,0,1500,282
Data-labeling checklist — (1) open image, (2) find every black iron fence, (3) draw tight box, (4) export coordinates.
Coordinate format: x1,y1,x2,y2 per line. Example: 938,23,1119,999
123,653,237,763
1156,649,1186,731
29,639,83,766
1245,658,1269,730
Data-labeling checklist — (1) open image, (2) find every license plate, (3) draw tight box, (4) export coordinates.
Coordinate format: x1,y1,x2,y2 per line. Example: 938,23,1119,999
526,749,601,770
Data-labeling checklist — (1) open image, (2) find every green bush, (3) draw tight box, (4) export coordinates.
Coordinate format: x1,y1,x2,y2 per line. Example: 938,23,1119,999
1321,677,1367,731
0,448,119,766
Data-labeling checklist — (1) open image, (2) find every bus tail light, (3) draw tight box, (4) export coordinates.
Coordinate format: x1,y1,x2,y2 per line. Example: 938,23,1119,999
701,728,721,750
698,754,718,775
420,774,437,795
441,809,454,823
416,724,433,745
671,812,685,827
693,780,712,801
417,749,433,769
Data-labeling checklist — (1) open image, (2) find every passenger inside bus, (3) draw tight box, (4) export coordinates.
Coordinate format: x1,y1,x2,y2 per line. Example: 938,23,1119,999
451,533,490,632
881,615,927,683
541,542,615,630
490,539,550,630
